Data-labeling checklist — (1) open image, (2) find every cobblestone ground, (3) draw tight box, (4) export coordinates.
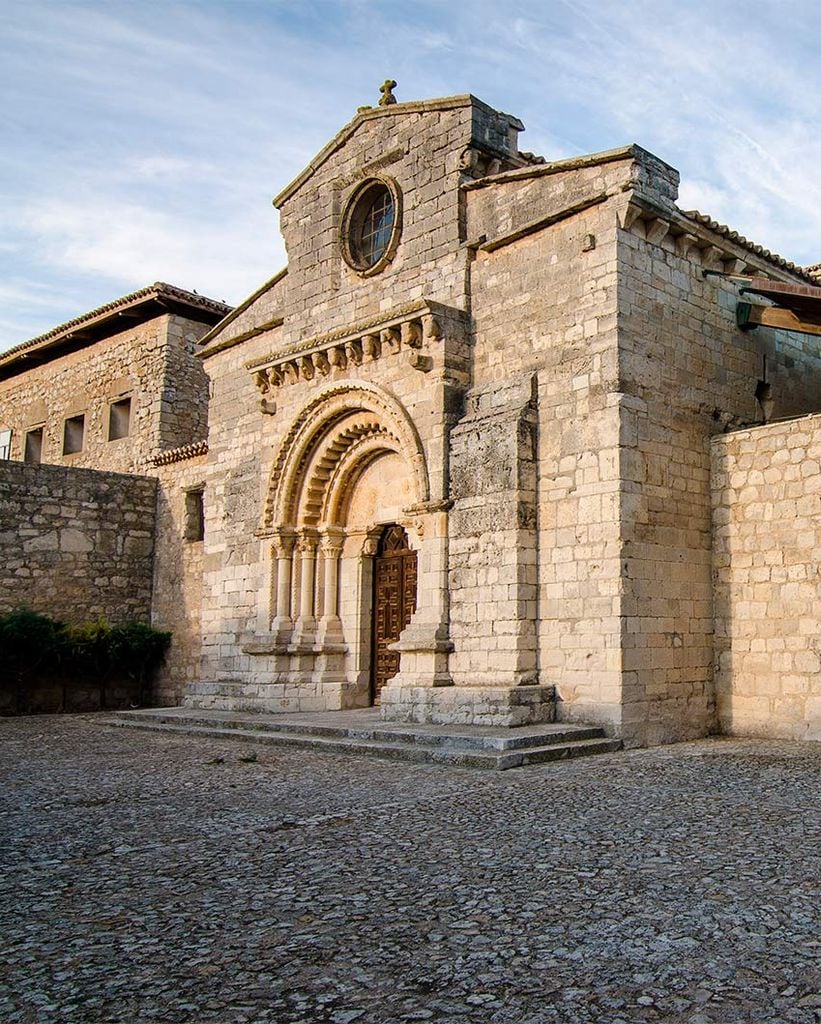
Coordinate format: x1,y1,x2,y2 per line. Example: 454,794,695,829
0,715,819,1024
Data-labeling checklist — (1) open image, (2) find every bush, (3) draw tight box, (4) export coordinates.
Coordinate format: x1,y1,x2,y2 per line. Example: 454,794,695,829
0,609,171,713
0,609,66,682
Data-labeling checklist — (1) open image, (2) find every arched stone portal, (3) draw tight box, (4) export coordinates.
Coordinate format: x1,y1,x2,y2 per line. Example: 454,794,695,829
257,382,447,710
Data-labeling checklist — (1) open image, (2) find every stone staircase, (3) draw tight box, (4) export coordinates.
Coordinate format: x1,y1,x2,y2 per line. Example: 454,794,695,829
103,707,622,770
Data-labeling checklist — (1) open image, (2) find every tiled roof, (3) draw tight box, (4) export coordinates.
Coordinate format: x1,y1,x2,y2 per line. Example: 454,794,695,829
682,212,815,282
1,283,232,366
151,440,209,465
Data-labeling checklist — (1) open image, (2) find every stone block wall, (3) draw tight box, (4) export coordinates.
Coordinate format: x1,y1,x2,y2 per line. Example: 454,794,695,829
0,461,157,625
712,414,820,740
151,452,207,705
468,192,624,733
616,220,821,746
0,313,210,475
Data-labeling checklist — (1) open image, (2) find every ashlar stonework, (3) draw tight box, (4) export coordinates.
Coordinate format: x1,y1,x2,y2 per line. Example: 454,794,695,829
0,90,818,744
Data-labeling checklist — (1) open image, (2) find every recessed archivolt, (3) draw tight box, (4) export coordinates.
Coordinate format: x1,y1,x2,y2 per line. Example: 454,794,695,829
264,381,429,529
324,433,403,526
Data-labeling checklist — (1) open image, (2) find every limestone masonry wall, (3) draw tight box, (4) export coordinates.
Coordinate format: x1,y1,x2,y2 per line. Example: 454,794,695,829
0,313,210,474
0,461,157,625
712,415,821,740
151,454,207,705
467,197,623,731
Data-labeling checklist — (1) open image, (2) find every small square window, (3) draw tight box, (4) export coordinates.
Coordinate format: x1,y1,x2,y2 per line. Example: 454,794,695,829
184,488,204,542
108,397,131,441
24,428,43,464
63,414,85,455
0,429,11,460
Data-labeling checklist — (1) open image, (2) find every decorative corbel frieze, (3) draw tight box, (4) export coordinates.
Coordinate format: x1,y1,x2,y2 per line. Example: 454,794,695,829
245,300,463,404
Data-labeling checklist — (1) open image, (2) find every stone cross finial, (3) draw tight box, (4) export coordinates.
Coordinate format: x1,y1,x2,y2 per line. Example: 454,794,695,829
379,79,397,106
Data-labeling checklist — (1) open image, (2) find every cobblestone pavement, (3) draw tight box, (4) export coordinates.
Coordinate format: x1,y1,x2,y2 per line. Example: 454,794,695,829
1,715,819,1024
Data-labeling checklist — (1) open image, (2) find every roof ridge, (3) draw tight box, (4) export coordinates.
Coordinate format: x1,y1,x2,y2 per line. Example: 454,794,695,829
1,283,232,363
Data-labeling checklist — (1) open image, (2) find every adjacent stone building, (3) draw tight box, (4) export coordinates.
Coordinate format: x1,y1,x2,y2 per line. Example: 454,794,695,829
0,284,230,702
1,89,818,742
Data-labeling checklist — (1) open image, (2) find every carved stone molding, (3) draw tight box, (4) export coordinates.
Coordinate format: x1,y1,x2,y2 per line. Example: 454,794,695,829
247,300,465,402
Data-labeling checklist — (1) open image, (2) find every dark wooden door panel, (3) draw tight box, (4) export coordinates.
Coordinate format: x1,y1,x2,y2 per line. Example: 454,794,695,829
372,526,417,702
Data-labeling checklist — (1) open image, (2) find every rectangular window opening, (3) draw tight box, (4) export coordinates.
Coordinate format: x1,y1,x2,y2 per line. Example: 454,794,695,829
108,396,131,441
24,427,43,464
184,488,205,542
0,429,11,460
63,414,85,455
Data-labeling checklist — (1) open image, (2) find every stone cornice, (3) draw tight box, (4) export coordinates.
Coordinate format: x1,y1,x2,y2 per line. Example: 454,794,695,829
617,196,817,284
247,300,466,405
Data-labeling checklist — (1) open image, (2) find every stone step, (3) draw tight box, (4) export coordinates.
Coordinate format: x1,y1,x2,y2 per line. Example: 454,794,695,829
103,708,622,771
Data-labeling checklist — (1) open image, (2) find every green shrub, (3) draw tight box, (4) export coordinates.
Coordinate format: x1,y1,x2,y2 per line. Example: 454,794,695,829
0,609,66,683
0,609,171,711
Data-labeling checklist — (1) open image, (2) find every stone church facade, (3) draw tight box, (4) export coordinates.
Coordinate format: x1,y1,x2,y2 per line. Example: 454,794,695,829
1,91,819,744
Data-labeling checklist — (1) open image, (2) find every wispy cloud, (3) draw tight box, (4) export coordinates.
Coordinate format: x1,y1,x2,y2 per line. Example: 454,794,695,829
1,0,818,349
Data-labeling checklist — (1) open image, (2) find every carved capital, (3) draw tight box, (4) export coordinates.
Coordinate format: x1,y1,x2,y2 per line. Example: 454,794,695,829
297,536,318,556
272,529,296,558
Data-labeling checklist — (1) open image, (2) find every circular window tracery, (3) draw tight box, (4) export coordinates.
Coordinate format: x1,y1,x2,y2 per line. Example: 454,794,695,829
342,178,401,275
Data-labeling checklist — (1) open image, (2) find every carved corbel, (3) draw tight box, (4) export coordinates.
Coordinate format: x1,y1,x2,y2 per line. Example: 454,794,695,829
617,202,643,231
362,333,381,360
259,397,277,415
644,218,670,246
314,351,330,376
676,232,699,259
362,535,380,557
345,339,363,365
408,352,433,372
328,345,348,369
254,370,269,395
299,355,315,381
722,257,747,276
402,320,423,349
380,326,401,354
698,244,723,269
282,361,299,384
422,314,441,342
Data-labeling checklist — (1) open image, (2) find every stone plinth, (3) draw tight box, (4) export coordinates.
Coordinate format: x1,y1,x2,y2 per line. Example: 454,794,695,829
380,684,555,727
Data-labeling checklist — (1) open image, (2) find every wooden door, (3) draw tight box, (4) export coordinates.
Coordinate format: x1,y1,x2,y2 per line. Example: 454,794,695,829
372,525,417,703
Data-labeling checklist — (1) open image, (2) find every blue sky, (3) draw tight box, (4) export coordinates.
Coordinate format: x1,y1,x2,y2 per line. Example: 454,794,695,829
2,0,819,351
